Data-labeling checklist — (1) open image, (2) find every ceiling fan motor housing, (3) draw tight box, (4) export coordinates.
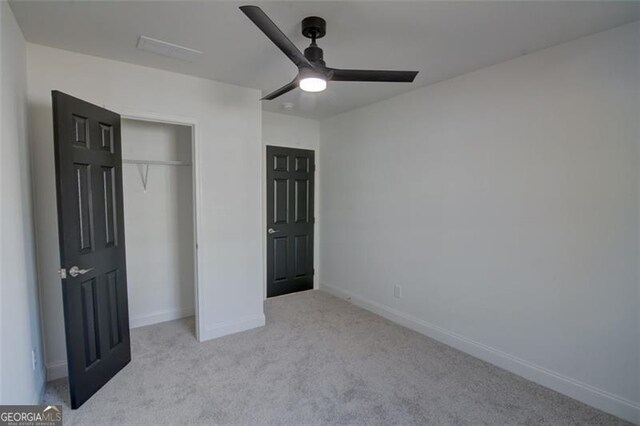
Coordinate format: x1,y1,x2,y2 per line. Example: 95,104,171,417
304,45,324,65
302,16,326,66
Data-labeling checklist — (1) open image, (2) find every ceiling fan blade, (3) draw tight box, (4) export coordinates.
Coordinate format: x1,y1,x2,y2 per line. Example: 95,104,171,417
261,79,298,100
240,6,312,69
329,68,418,82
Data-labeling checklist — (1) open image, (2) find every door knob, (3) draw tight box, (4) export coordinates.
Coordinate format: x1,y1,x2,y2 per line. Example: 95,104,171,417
268,228,280,234
68,266,95,277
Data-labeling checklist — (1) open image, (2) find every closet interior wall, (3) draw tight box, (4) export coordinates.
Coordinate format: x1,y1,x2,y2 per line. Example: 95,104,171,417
121,119,195,329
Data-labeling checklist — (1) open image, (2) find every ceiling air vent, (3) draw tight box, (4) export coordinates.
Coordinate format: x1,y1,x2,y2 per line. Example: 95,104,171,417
136,36,202,62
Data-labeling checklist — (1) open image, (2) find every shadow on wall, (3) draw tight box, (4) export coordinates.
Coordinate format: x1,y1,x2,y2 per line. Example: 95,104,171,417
28,100,70,375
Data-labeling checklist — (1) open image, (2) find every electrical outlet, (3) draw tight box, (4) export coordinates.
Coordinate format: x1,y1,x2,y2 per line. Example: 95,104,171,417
394,284,402,299
31,349,37,371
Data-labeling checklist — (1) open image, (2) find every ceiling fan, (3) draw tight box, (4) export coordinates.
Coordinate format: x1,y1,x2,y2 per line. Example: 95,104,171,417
240,5,419,100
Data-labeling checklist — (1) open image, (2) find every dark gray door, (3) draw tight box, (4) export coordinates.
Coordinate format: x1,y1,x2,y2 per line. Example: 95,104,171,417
52,91,131,409
266,146,315,297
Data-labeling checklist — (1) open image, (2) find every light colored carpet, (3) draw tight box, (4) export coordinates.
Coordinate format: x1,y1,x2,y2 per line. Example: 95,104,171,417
45,290,628,425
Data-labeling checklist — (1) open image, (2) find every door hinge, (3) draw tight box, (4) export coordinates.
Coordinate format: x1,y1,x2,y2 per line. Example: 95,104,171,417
58,268,67,279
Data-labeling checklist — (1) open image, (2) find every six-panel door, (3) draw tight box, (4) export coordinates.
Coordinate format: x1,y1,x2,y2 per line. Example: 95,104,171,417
52,91,131,409
266,146,315,297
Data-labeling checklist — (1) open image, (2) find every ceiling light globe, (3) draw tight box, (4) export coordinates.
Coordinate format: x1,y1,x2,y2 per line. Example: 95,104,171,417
299,77,327,93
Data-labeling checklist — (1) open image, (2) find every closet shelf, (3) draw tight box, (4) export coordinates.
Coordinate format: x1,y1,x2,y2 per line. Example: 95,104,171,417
122,159,191,166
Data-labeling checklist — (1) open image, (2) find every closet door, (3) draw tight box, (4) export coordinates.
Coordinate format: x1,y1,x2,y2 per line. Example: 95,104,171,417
52,91,131,409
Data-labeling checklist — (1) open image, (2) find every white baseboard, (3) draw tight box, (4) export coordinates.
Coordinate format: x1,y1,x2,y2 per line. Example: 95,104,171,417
45,360,68,382
199,314,266,342
129,307,195,329
321,283,640,425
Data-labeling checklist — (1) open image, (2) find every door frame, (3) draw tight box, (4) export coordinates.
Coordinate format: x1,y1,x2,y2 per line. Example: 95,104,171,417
262,144,319,299
105,105,203,340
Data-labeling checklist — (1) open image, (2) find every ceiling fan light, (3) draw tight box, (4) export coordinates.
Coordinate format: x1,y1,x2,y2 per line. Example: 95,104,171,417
299,77,327,93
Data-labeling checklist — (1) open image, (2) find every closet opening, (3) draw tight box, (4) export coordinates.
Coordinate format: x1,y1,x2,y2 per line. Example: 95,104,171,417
121,117,199,340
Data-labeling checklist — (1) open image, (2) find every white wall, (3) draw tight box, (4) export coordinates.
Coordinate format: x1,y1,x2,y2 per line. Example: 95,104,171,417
121,119,194,328
263,112,320,151
0,2,45,403
262,112,321,292
320,22,640,423
26,44,264,380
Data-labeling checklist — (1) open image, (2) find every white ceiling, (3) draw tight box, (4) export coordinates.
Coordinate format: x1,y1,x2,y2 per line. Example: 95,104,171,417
10,1,640,119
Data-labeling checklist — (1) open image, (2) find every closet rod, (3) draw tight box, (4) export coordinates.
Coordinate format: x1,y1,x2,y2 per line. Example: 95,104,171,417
122,159,191,166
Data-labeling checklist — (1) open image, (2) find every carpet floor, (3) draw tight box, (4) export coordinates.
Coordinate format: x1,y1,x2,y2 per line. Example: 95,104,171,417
45,290,628,425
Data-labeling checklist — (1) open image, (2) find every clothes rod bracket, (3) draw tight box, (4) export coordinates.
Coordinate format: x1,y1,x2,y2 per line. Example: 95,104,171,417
122,159,191,192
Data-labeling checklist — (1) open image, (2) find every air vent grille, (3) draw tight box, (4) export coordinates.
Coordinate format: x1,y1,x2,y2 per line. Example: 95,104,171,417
136,36,202,62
